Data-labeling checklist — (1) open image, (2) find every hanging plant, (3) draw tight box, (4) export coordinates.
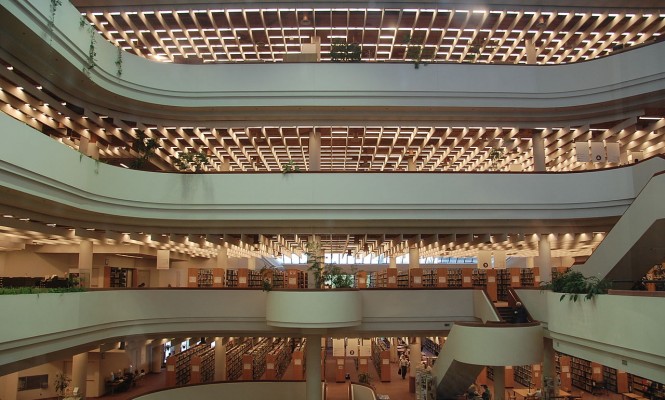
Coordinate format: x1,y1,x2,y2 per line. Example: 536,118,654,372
541,270,611,302
129,129,158,170
403,34,429,69
173,150,209,172
281,160,300,173
83,27,97,76
488,147,504,170
47,0,63,37
115,46,123,77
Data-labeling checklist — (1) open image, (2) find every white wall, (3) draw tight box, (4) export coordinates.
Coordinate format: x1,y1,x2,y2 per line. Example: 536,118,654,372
2,251,74,277
12,361,63,400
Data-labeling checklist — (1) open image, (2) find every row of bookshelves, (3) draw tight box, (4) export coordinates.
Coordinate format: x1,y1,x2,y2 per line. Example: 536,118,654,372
166,343,208,386
371,338,391,382
422,337,442,356
226,339,252,381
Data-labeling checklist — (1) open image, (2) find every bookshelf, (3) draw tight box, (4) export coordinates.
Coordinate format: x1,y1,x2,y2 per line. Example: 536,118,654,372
472,269,487,289
409,268,423,288
226,339,251,381
226,269,238,288
520,268,535,287
291,338,306,380
514,364,541,389
189,346,215,384
486,366,514,388
104,267,135,288
165,343,208,386
242,338,271,380
422,337,440,356
397,271,409,288
447,268,463,288
602,366,628,393
569,357,602,393
265,338,292,380
629,375,665,400
497,270,510,301
187,268,225,288
422,269,437,287
371,338,391,382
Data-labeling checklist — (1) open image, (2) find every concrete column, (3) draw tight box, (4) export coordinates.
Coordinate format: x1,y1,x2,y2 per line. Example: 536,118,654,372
0,372,18,400
78,240,93,287
305,334,322,400
389,257,397,269
542,338,558,395
407,157,416,171
220,160,231,171
390,337,398,362
494,366,506,400
247,257,256,271
307,235,321,288
217,247,228,269
214,337,228,381
532,130,546,172
79,136,99,160
72,351,89,397
525,38,537,64
309,130,321,171
151,343,163,373
408,338,422,393
539,235,552,284
409,246,419,270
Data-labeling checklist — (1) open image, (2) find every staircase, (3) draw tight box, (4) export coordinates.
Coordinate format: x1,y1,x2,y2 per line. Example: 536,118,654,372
496,306,513,323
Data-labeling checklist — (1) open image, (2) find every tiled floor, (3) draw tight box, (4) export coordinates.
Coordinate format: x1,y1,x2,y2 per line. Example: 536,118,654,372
88,359,624,400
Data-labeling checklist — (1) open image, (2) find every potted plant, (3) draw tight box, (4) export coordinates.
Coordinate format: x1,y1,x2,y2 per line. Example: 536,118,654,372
540,270,611,302
54,373,70,399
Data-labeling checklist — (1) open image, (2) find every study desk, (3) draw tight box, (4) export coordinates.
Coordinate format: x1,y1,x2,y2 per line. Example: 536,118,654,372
512,388,571,399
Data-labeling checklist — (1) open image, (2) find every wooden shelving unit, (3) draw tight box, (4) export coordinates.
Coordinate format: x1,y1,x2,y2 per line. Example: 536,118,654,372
569,357,602,393
409,268,423,287
472,269,487,289
226,269,239,288
291,338,306,380
397,271,409,288
520,268,535,287
226,339,251,381
629,375,665,400
104,266,135,288
165,343,208,386
422,269,437,287
190,346,215,384
422,337,441,356
265,338,292,380
486,366,514,388
447,268,463,288
242,338,271,380
371,338,391,382
514,364,541,389
602,366,629,393
187,268,225,288
497,270,510,301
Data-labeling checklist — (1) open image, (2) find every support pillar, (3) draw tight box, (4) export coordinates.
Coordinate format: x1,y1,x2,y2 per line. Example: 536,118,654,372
409,246,419,270
72,351,89,397
525,38,537,64
309,130,321,172
247,257,256,271
494,366,506,400
389,257,397,269
407,157,416,171
220,160,231,171
408,338,421,393
78,240,93,287
532,130,546,172
307,235,321,288
214,337,228,381
151,343,164,373
539,235,552,284
217,247,228,269
305,334,322,400
542,338,558,396
0,372,18,400
390,337,398,362
79,136,99,160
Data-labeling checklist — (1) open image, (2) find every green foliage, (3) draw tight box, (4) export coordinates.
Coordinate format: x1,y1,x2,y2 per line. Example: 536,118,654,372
259,264,278,292
54,373,71,397
358,372,372,385
305,242,356,289
403,34,429,69
281,160,300,173
0,286,86,295
130,129,159,170
330,39,362,62
83,27,97,76
174,150,209,172
541,270,611,302
115,46,123,77
47,0,63,37
488,147,504,170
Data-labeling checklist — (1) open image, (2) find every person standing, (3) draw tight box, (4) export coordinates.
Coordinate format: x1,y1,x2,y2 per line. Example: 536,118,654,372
481,384,492,400
399,354,409,379
512,301,528,323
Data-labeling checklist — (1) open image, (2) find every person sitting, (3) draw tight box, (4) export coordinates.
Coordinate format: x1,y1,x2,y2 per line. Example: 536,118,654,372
481,384,492,400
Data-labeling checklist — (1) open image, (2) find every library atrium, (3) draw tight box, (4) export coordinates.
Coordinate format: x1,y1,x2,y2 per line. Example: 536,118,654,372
0,0,664,399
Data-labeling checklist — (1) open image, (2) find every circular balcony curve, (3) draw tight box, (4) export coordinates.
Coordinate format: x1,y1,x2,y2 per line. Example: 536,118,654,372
266,289,362,329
